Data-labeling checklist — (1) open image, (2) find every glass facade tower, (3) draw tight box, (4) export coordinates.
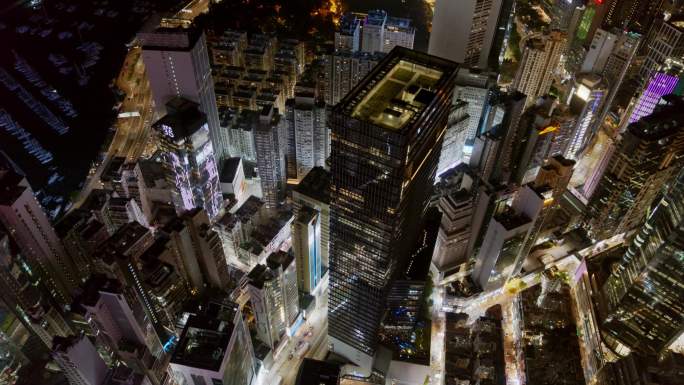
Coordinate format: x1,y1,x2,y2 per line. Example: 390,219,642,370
602,167,684,354
328,47,457,369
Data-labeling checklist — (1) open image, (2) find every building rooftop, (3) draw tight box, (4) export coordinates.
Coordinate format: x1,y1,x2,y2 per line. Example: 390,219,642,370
71,274,124,313
494,210,531,231
235,195,264,222
337,47,457,131
82,189,111,211
628,94,684,140
294,166,330,204
295,358,340,385
266,250,294,272
246,264,274,290
137,159,166,188
337,13,361,35
171,315,234,372
220,157,243,183
154,98,207,140
138,28,203,51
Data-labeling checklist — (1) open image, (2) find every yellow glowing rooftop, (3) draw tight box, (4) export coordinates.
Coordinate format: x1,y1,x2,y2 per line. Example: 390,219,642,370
350,59,444,130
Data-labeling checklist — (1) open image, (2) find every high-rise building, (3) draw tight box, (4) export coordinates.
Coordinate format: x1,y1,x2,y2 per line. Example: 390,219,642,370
267,251,299,328
139,29,226,161
0,299,40,384
513,31,566,107
71,275,165,385
335,13,362,52
488,0,515,70
437,100,469,176
603,0,665,33
253,105,287,209
596,29,642,129
587,95,684,239
478,91,527,185
360,10,415,54
626,60,684,126
0,166,76,305
55,209,109,283
601,167,684,354
453,68,497,143
292,206,322,295
246,252,299,350
94,223,172,343
133,159,173,223
594,351,684,385
382,15,416,53
108,197,149,230
471,185,544,290
0,232,73,348
601,30,642,86
638,17,684,88
361,10,387,54
154,98,223,221
581,28,618,73
509,96,564,184
51,335,108,385
328,48,457,370
431,166,476,280
169,302,256,385
175,208,231,290
292,167,331,271
428,0,505,69
285,92,329,181
140,29,225,158
565,74,608,160
324,51,384,106
581,138,615,201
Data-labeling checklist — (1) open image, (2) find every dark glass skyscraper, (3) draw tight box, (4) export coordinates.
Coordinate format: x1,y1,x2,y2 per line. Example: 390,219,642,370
586,95,684,239
327,47,457,369
601,167,684,354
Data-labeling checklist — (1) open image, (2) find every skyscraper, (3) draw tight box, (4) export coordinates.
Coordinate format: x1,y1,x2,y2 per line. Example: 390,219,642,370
581,28,618,74
601,167,684,354
429,0,505,69
437,100,469,176
154,98,223,221
0,232,73,348
431,166,476,280
324,51,384,106
335,13,362,52
253,105,287,209
0,166,76,306
285,92,329,181
51,335,108,385
292,167,331,271
603,0,665,33
292,206,322,295
328,47,457,370
513,31,566,107
471,185,544,290
453,68,497,143
626,60,684,126
140,29,226,161
565,74,608,160
360,10,415,54
638,17,684,89
71,275,165,385
170,302,256,385
587,95,684,239
246,254,298,350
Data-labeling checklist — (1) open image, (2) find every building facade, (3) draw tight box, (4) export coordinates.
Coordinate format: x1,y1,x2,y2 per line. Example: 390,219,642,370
328,48,457,370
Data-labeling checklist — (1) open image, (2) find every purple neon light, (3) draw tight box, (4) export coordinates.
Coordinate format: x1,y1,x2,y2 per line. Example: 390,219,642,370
629,72,679,123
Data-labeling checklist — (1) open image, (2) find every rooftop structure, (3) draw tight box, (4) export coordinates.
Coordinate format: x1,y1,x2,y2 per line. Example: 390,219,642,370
345,59,445,130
